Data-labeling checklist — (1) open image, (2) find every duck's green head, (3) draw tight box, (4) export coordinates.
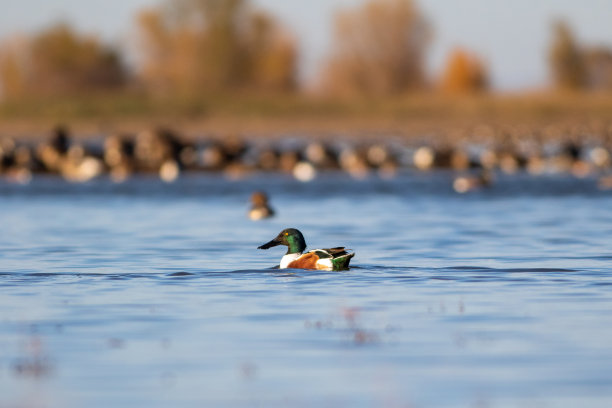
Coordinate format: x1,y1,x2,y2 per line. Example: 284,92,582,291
258,228,306,254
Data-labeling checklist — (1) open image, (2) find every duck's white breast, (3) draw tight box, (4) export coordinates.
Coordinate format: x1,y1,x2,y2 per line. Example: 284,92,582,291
249,207,270,220
280,253,301,269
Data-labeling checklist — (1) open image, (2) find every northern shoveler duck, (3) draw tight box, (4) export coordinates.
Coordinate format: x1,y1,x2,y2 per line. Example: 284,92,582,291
258,228,354,271
249,191,275,220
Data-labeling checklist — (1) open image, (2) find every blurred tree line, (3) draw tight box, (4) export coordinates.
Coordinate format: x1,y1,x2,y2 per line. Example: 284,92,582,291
321,0,430,96
550,20,612,91
440,48,488,94
0,23,127,99
0,0,611,105
136,0,297,97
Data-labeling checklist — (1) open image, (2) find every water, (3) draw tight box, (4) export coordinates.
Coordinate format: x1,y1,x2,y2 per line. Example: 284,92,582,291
1,172,611,408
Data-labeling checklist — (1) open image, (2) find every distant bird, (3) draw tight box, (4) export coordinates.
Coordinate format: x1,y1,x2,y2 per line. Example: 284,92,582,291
50,125,70,155
249,191,275,220
60,145,104,183
258,228,354,270
598,174,612,190
453,170,493,194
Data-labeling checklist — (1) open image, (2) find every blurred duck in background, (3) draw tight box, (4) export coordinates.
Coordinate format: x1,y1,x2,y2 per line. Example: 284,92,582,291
453,169,493,194
249,191,275,220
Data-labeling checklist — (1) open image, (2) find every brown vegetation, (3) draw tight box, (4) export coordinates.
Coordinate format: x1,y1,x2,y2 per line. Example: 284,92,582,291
0,1,611,132
583,47,612,90
321,0,430,97
549,20,587,90
440,48,488,94
135,0,297,98
0,23,126,100
549,20,612,91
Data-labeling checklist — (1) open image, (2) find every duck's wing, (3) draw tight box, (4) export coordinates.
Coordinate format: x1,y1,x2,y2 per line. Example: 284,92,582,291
313,247,351,258
288,248,354,271
309,247,354,271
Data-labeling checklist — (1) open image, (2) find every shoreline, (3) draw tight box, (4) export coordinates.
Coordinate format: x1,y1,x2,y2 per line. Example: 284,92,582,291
0,93,611,144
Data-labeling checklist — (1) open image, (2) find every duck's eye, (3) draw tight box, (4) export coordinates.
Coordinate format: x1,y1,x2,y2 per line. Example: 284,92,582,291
284,232,289,236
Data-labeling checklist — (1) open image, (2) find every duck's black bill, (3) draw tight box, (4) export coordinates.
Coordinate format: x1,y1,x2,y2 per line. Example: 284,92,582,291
258,238,280,250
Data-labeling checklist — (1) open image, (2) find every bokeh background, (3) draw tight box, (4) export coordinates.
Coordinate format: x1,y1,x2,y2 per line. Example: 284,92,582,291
1,0,612,128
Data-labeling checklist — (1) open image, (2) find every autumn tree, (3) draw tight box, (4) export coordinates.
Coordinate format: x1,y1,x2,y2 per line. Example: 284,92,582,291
135,0,297,97
0,22,126,100
246,11,297,91
440,48,488,94
583,47,612,91
549,20,586,90
0,36,29,99
321,0,430,97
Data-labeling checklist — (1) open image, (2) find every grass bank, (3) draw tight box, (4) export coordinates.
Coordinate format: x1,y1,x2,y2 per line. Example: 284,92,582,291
1,92,611,142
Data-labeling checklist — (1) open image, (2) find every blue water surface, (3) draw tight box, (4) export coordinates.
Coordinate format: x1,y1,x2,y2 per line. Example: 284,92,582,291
1,171,611,408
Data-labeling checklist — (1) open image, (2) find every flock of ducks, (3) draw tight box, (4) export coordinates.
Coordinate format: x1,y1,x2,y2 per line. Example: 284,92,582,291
0,126,611,194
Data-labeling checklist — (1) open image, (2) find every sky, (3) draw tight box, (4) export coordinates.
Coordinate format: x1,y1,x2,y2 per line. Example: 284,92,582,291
2,0,612,90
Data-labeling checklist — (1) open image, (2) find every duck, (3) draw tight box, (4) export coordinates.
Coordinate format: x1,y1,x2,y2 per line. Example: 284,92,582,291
258,228,354,271
248,191,275,220
453,169,493,194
